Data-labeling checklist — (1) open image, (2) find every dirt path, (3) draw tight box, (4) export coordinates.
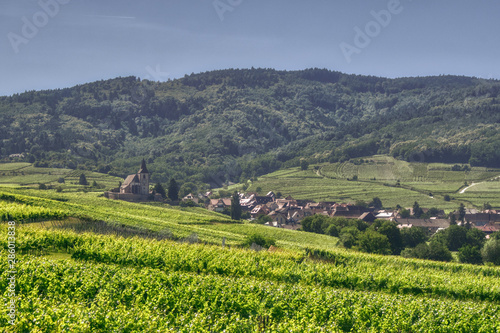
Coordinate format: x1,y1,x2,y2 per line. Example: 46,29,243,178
460,175,500,194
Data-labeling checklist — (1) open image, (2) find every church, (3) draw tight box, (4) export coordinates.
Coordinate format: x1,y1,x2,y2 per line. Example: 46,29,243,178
105,160,162,202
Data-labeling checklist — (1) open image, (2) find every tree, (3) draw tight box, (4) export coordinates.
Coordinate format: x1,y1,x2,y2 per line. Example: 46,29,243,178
413,201,423,218
300,159,309,171
358,230,392,255
458,245,483,265
466,228,486,248
482,237,500,265
458,203,466,222
153,183,166,198
442,225,468,251
255,186,262,194
370,197,383,210
339,226,359,249
372,221,403,254
401,227,427,248
79,173,88,186
92,180,98,187
230,191,242,220
449,213,457,225
400,208,410,218
428,241,453,262
38,183,47,190
444,194,451,202
168,178,179,201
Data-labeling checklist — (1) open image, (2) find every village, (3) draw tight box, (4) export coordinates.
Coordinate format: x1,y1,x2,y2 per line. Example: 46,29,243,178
180,191,500,237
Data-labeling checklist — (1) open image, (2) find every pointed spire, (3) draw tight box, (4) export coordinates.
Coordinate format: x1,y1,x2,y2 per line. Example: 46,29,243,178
138,159,149,174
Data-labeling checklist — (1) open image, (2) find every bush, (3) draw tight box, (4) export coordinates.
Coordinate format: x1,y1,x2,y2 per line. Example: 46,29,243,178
401,227,428,248
458,245,483,265
358,230,392,255
255,215,272,224
38,183,47,190
402,241,452,262
482,237,500,265
243,234,276,249
179,200,197,207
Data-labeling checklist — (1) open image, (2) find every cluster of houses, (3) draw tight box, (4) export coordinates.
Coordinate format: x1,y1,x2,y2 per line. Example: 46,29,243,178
196,191,500,236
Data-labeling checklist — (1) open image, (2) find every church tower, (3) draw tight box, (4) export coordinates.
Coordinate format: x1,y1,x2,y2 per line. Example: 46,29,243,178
137,159,150,195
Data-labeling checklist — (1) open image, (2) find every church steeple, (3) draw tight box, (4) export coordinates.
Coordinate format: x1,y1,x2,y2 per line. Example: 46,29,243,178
138,159,149,174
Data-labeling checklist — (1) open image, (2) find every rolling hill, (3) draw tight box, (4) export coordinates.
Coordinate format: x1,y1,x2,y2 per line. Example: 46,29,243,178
1,68,499,191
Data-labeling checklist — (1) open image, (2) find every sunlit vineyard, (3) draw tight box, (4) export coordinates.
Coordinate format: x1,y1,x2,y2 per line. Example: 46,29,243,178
1,186,500,332
0,201,67,222
1,224,500,331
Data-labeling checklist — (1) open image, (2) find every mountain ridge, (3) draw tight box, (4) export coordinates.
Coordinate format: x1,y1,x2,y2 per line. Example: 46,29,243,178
1,68,499,187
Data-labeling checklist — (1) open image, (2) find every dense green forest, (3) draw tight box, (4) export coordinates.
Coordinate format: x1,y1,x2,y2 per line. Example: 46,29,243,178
1,68,500,187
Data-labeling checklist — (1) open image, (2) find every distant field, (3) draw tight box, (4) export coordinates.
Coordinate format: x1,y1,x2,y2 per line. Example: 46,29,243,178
0,163,122,191
235,156,500,210
458,180,500,208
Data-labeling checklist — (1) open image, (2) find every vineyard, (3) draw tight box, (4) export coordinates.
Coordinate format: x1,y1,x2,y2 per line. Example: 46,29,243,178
1,224,500,332
239,156,500,210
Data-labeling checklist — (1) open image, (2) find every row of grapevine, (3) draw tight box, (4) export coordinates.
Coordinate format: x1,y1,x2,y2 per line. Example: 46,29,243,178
3,225,500,303
0,201,67,222
1,255,499,332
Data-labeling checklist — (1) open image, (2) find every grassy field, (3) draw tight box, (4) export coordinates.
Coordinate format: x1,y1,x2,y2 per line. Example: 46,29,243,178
0,163,122,190
229,156,500,210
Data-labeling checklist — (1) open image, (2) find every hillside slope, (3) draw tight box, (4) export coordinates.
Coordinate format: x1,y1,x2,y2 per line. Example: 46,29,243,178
2,68,500,186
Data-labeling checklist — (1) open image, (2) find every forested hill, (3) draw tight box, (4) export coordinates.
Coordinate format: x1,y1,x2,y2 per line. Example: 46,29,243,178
1,68,500,186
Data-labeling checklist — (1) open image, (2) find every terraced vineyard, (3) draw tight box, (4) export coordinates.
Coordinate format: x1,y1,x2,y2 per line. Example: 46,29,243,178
1,224,500,332
239,156,500,210
0,163,122,190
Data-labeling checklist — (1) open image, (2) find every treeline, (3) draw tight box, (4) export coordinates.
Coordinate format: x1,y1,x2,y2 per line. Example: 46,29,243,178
301,214,500,265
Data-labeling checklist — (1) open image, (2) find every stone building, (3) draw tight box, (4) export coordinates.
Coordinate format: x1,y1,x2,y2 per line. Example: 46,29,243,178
105,159,161,202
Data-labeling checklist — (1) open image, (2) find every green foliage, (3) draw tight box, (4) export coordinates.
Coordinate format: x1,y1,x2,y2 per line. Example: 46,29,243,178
243,233,276,248
230,191,242,220
3,70,500,187
300,159,309,171
370,197,383,209
168,178,179,201
401,227,428,248
79,173,88,186
370,221,403,255
254,214,272,224
482,237,500,265
402,241,453,262
153,182,166,198
358,230,392,255
458,245,483,265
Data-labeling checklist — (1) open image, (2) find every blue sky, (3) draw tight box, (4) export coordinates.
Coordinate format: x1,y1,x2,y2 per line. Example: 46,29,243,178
1,0,499,96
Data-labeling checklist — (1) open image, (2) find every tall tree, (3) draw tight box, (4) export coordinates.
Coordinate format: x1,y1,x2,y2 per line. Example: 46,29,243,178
413,201,423,218
154,183,166,198
168,178,179,201
458,203,466,222
79,173,88,186
230,191,242,220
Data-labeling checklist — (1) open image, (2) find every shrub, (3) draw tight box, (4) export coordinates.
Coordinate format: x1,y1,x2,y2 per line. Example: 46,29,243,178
358,230,392,255
482,237,500,265
458,245,483,265
243,234,276,249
